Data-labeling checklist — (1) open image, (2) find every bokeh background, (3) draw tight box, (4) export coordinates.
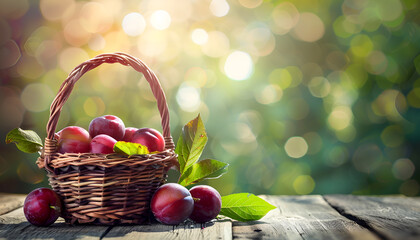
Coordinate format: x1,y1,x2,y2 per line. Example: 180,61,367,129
0,0,419,196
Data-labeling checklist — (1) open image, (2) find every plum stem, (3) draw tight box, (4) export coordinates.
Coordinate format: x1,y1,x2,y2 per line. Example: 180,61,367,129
193,197,200,203
49,205,61,212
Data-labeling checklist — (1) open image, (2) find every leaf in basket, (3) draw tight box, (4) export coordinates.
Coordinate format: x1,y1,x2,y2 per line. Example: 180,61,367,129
178,159,229,186
175,114,207,174
5,128,43,154
113,141,150,155
219,193,276,222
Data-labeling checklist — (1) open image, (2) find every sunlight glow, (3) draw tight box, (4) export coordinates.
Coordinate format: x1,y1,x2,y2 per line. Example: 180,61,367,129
285,136,308,158
176,84,201,112
191,28,208,45
122,12,146,36
210,0,230,17
150,10,171,30
224,51,253,81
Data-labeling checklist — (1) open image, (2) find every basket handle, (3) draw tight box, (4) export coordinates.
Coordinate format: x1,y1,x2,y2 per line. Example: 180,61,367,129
41,53,174,170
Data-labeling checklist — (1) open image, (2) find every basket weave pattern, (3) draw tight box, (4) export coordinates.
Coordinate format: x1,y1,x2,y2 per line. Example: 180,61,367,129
36,53,177,225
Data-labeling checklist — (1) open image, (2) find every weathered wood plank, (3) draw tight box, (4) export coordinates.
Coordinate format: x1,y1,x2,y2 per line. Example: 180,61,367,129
324,195,420,240
231,195,378,240
0,193,26,215
103,219,232,240
0,207,110,240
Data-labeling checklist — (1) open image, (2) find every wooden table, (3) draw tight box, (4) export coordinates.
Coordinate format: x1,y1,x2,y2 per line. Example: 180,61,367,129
1,193,419,240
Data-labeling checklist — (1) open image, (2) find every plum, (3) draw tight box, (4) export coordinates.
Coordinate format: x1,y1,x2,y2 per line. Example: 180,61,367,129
132,128,165,152
122,127,138,142
90,134,117,154
56,126,90,154
23,188,62,227
89,115,125,140
150,183,194,225
189,185,222,223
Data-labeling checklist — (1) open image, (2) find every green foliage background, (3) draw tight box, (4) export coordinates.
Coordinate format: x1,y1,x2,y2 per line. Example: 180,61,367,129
0,0,419,196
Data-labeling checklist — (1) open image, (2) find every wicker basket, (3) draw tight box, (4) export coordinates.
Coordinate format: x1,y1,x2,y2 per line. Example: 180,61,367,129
36,52,178,225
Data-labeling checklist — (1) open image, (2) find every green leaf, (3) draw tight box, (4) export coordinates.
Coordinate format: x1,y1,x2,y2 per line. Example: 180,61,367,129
5,128,43,153
219,193,276,222
178,159,229,186
175,114,207,174
113,141,150,155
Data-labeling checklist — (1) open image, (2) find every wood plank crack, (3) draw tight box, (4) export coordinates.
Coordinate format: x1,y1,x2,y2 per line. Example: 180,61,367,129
323,195,388,240
323,195,420,240
99,226,114,240
232,195,378,240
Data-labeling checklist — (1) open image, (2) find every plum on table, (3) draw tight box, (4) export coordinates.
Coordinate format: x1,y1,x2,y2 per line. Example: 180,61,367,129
23,188,62,227
150,183,194,225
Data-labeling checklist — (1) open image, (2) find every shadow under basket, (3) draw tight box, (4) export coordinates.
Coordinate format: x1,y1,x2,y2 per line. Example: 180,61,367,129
36,53,178,225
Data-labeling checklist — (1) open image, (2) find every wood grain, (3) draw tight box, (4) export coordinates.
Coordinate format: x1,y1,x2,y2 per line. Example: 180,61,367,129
0,193,26,215
1,193,419,240
103,219,232,240
324,195,420,240
231,195,378,240
0,207,110,240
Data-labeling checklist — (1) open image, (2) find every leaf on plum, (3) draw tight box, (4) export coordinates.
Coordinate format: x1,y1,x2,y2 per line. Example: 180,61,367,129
113,141,150,155
178,159,229,186
219,193,276,222
5,128,43,153
175,114,207,174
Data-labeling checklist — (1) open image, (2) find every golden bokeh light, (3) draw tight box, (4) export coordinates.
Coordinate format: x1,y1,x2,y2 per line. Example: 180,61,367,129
88,34,106,51
375,0,403,22
371,89,407,121
292,12,325,42
254,84,283,105
83,97,106,117
392,158,415,181
365,51,387,75
270,2,299,35
40,0,75,21
243,26,276,57
235,122,256,143
176,83,201,112
381,125,404,148
224,51,254,81
328,106,353,131
191,28,209,45
202,31,230,58
122,12,146,36
350,34,373,57
284,136,308,158
58,47,89,73
308,77,331,98
1,0,419,197
150,10,171,30
238,0,263,9
20,83,54,112
64,19,92,47
293,175,315,194
335,125,356,143
80,2,114,33
210,0,230,17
